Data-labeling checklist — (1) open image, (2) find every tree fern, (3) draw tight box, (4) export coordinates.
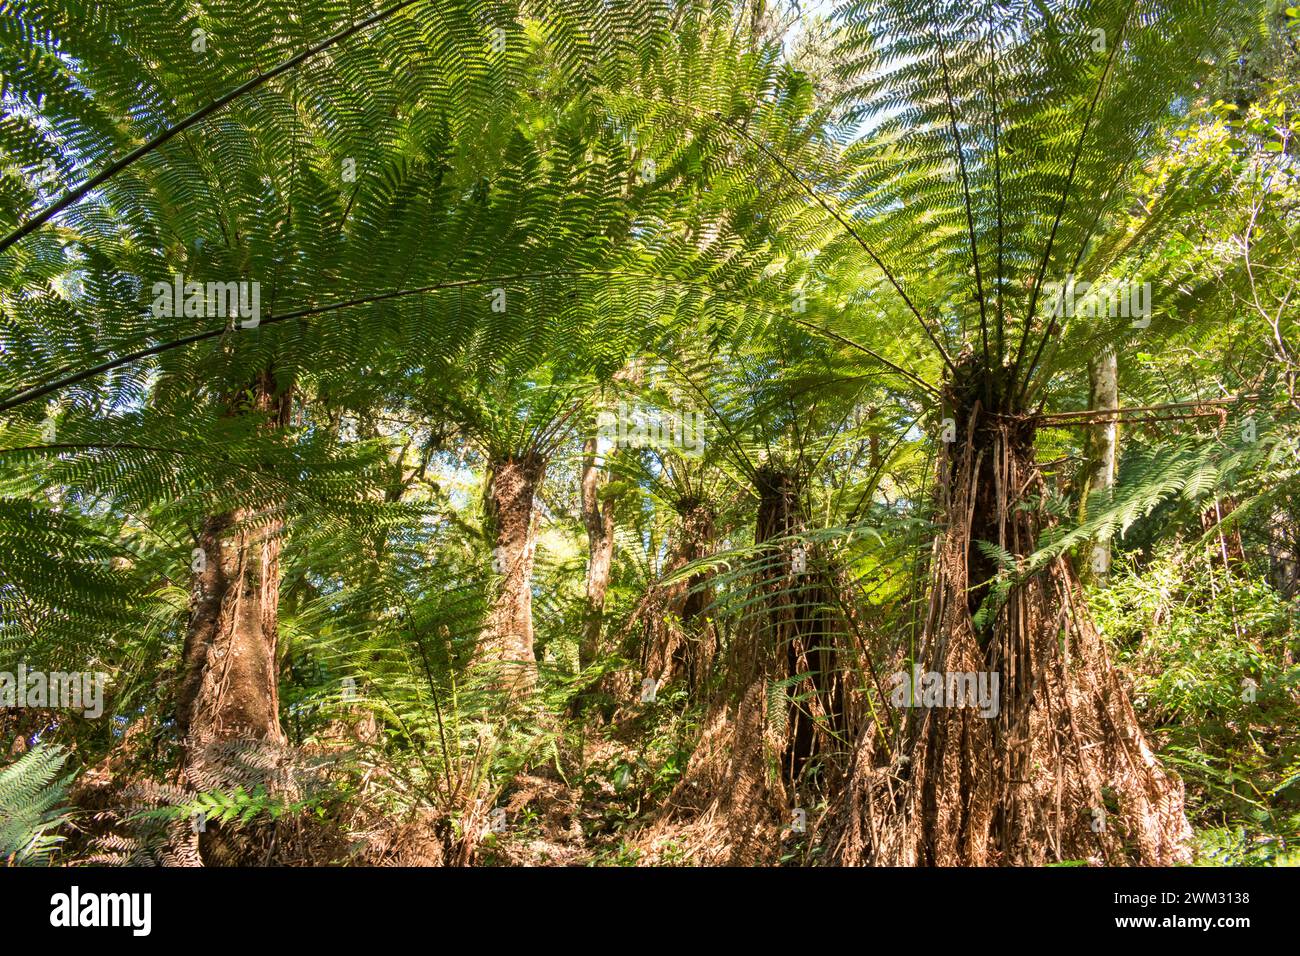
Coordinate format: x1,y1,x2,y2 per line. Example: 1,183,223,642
0,743,73,865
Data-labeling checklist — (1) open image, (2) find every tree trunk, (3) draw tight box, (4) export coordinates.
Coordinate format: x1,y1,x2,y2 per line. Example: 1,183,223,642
480,451,545,693
1202,496,1246,568
579,435,616,672
176,369,292,864
1083,347,1119,580
641,496,717,697
1267,507,1300,599
178,513,286,747
752,467,844,784
830,358,1191,866
656,466,845,863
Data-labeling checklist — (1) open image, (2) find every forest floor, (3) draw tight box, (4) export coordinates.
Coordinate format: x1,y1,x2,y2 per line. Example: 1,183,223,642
479,735,640,866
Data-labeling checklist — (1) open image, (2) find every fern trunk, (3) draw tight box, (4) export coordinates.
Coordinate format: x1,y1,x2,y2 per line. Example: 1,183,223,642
654,466,845,863
480,451,545,693
641,496,717,697
830,360,1191,865
176,370,292,864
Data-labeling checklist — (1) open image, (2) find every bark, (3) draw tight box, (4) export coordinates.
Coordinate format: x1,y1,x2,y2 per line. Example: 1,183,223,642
579,435,616,672
641,497,717,697
1268,507,1300,599
1083,347,1119,580
829,358,1191,866
176,369,292,864
480,451,546,693
654,466,846,864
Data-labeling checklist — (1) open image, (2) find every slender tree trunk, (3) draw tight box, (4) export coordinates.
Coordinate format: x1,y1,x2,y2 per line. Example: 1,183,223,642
579,435,616,672
868,405,882,472
1083,347,1119,579
481,451,545,692
1202,496,1246,568
1268,507,1300,599
176,369,292,864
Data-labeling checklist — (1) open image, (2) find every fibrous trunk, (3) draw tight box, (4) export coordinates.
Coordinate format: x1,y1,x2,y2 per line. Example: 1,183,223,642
830,360,1191,866
480,451,545,693
640,496,717,698
655,466,845,864
176,370,292,864
751,467,844,787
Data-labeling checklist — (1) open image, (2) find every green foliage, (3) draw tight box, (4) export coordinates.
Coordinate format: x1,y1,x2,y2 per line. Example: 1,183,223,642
134,786,294,828
0,0,1294,868
580,685,695,833
0,743,74,865
1091,545,1300,865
